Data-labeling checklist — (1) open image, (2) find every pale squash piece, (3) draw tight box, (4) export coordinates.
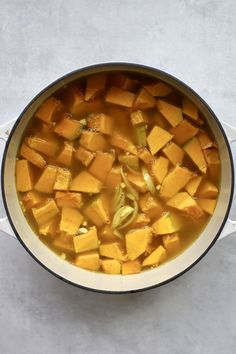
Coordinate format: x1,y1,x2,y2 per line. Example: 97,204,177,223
183,137,207,173
87,113,113,135
53,234,74,252
54,115,82,140
101,259,121,274
73,226,99,253
35,97,62,123
152,212,182,235
75,251,100,271
163,233,180,252
59,207,83,235
85,74,107,101
162,142,185,165
182,97,198,121
110,131,137,155
55,192,83,209
53,168,71,191
122,260,141,275
127,172,147,193
125,227,152,260
118,154,140,171
129,213,151,228
203,148,220,182
32,199,59,226
139,192,164,220
170,119,199,146
34,165,58,194
20,143,46,169
88,151,115,182
99,242,126,261
133,88,156,109
105,86,136,108
25,136,59,157
142,245,167,267
16,159,35,192
147,126,173,155
65,86,84,114
80,131,107,152
137,147,153,165
70,171,102,194
196,180,218,198
88,196,110,225
83,204,104,228
197,198,216,215
39,216,59,238
56,141,74,167
185,175,203,196
75,146,95,167
130,110,148,126
157,100,183,127
111,73,138,91
105,166,122,189
22,190,45,209
167,192,204,218
159,166,192,200
144,82,172,97
150,156,169,184
198,131,215,150
99,225,118,242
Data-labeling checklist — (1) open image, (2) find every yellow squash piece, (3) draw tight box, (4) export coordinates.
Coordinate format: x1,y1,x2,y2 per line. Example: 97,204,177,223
152,212,182,235
54,115,82,140
163,233,180,252
152,111,169,129
203,148,220,182
70,171,102,194
105,166,122,189
56,141,74,167
198,131,215,150
32,199,59,226
197,198,216,215
35,97,62,123
55,192,83,208
144,82,172,97
129,213,151,228
130,110,148,126
162,142,185,165
80,131,107,152
39,216,59,238
88,151,115,182
75,251,100,271
99,225,119,242
139,192,164,220
137,147,153,165
88,113,113,135
183,137,207,173
65,86,84,114
167,192,204,218
185,175,203,196
22,190,45,209
88,196,110,225
73,226,99,253
125,227,152,260
101,259,121,274
110,131,137,155
75,146,95,167
150,156,169,184
25,136,59,157
196,180,218,198
147,126,173,155
122,260,141,275
53,234,74,252
142,245,167,267
20,143,46,169
127,172,147,193
85,74,107,101
34,165,58,194
99,242,125,261
105,86,136,108
112,73,138,91
59,207,84,235
133,88,156,109
159,165,192,200
157,100,183,127
53,168,71,191
170,119,199,146
71,99,103,117
182,97,198,121
16,159,35,192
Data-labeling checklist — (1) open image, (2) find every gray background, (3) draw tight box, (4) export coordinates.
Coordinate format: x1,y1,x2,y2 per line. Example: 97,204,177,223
0,1,235,353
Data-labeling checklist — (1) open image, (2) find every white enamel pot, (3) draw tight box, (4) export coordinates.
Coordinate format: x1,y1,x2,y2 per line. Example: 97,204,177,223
0,63,235,294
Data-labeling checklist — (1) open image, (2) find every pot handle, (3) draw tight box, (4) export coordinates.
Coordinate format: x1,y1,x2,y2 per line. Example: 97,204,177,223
219,121,236,240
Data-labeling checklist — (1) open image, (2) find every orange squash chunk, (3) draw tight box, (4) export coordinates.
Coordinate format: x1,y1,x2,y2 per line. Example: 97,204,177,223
133,88,156,109
70,171,102,194
105,86,136,108
54,115,82,140
105,165,122,189
88,113,113,135
65,86,84,114
53,168,71,191
16,159,35,192
88,151,115,182
80,131,107,152
39,216,59,238
99,242,126,261
73,227,99,253
25,136,59,157
53,234,75,253
170,119,199,146
22,190,45,209
34,165,58,194
152,212,182,235
162,142,185,165
127,172,147,193
111,73,138,91
56,141,74,167
167,192,204,218
150,156,169,184
144,82,172,97
32,199,59,226
129,213,151,228
183,137,207,173
196,180,218,198
159,166,192,200
147,126,173,155
137,147,153,165
157,100,183,127
55,192,83,208
163,233,180,252
74,146,95,167
139,192,164,220
110,131,137,155
85,74,107,101
122,260,141,275
125,227,152,260
20,143,46,169
130,110,148,126
198,131,215,150
142,245,167,267
35,97,62,123
197,198,216,215
203,148,220,182
75,251,100,271
59,207,83,235
185,175,202,196
101,259,121,274
182,97,198,121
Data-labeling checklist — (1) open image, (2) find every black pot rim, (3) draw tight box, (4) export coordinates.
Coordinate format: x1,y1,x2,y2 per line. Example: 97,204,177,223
1,62,235,294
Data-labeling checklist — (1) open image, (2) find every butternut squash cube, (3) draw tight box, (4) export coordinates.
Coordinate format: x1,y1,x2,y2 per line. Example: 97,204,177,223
53,234,74,252
127,172,147,193
34,165,58,194
147,126,173,155
150,156,169,184
185,175,203,196
73,226,99,253
182,97,198,121
55,191,83,208
80,131,107,151
39,216,59,237
59,207,83,235
139,192,164,220
87,113,113,135
35,97,62,123
83,204,103,228
111,73,138,91
25,136,59,157
101,259,121,274
157,100,183,127
197,198,216,215
144,82,172,97
167,192,204,218
22,190,45,209
129,213,151,228
85,74,107,101
75,251,100,271
32,199,59,226
170,119,199,146
137,147,153,165
130,110,148,126
183,137,207,173
159,166,192,200
53,168,71,191
66,86,84,114
99,225,118,242
198,131,215,150
110,131,137,155
125,227,152,260
152,111,169,129
88,151,115,182
89,196,110,225
70,171,102,193
196,180,218,198
99,242,125,261
54,115,82,140
20,143,46,169
142,245,167,267
203,148,220,182
122,260,141,275
16,159,35,192
152,212,182,235
105,86,136,108
162,142,185,165
70,99,104,117
163,233,180,252
75,146,95,167
105,166,122,189
56,141,74,167
133,88,156,109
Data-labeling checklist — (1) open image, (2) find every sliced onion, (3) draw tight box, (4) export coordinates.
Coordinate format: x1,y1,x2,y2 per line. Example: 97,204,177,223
121,168,139,201
112,205,134,229
126,164,142,175
118,200,139,230
113,229,124,239
141,163,157,196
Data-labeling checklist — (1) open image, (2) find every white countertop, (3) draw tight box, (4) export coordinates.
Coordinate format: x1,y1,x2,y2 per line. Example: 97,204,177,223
0,1,235,353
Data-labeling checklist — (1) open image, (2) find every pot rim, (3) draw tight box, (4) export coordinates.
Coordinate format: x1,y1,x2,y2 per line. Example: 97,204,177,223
1,62,234,294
